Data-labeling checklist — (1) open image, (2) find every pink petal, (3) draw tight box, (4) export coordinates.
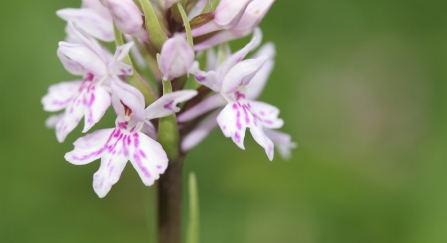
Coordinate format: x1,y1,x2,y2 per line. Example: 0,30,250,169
160,34,195,80
56,8,114,42
58,42,108,76
42,80,82,112
190,62,221,91
129,132,169,186
214,0,253,29
145,90,198,120
102,0,145,37
233,0,274,33
221,55,268,94
177,93,227,122
194,30,240,51
181,111,220,152
55,94,86,143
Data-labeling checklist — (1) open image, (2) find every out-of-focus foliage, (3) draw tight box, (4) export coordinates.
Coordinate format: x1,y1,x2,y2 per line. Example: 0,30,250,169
1,0,447,242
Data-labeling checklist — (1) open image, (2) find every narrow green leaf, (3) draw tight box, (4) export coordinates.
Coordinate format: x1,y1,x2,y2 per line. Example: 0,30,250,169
144,185,158,243
140,0,168,52
186,172,200,243
113,23,157,105
157,76,180,161
176,2,194,48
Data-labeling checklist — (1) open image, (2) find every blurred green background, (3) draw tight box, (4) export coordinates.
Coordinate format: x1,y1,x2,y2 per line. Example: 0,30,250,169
1,0,447,242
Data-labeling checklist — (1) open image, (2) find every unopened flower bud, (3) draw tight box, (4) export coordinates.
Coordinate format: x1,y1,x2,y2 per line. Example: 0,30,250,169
214,0,253,29
100,0,148,42
159,34,195,81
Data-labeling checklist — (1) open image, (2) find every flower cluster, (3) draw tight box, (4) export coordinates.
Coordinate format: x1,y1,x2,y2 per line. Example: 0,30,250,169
42,0,295,198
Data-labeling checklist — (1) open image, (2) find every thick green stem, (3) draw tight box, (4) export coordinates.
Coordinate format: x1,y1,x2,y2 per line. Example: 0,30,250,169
157,154,185,243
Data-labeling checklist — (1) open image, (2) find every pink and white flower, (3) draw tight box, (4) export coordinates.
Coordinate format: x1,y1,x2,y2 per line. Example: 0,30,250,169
57,0,114,42
42,23,134,142
179,29,289,160
65,81,197,198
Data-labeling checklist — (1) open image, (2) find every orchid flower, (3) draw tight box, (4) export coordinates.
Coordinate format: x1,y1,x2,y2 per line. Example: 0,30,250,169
179,29,287,160
57,0,114,42
100,0,149,42
159,34,195,81
193,0,274,51
65,79,198,197
42,23,134,142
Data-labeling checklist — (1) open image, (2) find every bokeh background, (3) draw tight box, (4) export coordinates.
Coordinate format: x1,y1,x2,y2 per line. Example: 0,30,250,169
1,0,447,242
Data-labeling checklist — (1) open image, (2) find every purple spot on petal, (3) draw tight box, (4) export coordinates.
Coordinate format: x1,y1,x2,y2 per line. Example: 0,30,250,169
196,76,205,82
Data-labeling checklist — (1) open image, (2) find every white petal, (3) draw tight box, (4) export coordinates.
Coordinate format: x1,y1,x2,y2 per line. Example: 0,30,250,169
218,28,262,79
83,84,111,133
250,124,274,161
190,62,221,92
41,81,82,112
177,93,227,122
66,22,109,63
129,132,168,186
58,42,108,76
145,90,198,120
57,49,86,76
108,42,135,76
65,128,115,165
221,55,268,94
93,153,127,198
111,78,145,121
45,113,64,129
245,42,276,99
250,101,283,129
217,102,253,149
181,111,220,152
56,8,114,42
264,129,297,160
55,94,86,142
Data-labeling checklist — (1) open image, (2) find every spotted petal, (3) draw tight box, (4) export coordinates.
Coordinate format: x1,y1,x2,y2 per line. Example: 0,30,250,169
108,42,134,76
129,132,169,186
190,62,221,92
217,101,252,149
249,101,283,129
42,80,82,112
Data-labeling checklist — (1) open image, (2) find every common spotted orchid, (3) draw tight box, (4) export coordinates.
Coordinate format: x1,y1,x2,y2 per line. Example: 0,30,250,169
65,79,197,197
42,22,134,142
179,29,291,160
